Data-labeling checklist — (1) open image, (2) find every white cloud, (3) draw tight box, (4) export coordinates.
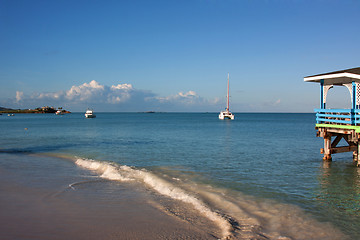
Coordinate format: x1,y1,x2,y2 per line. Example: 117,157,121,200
65,80,106,101
153,91,200,104
11,80,140,110
179,90,196,98
7,80,221,112
146,90,221,111
16,80,136,105
16,91,24,102
111,83,132,90
108,83,133,103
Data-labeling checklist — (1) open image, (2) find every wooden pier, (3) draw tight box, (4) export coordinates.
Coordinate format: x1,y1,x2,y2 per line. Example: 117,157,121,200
304,67,360,166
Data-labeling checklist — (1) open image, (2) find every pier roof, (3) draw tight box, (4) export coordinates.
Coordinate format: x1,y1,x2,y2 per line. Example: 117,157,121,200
304,67,360,85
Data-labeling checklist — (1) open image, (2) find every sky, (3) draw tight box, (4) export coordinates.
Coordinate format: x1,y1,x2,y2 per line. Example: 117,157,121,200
1,0,359,112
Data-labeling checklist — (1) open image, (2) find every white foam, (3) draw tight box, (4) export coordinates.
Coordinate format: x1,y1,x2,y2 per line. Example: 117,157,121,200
74,158,232,239
130,167,232,237
75,158,132,181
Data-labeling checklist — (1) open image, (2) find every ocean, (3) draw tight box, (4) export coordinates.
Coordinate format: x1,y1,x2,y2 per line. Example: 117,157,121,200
0,112,359,239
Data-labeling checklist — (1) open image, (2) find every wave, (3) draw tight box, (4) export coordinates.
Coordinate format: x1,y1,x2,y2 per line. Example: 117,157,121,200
75,158,232,238
74,157,347,240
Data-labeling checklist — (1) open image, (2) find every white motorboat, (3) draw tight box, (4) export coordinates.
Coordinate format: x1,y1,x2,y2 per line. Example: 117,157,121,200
85,109,96,118
219,73,235,120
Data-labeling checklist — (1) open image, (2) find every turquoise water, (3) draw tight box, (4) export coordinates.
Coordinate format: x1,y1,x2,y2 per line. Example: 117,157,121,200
1,113,359,239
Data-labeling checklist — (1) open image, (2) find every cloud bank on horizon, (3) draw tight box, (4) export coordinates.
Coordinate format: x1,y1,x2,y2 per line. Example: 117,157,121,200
6,80,221,112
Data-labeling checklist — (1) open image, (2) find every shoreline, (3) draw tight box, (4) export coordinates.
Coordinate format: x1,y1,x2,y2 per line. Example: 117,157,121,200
0,153,217,240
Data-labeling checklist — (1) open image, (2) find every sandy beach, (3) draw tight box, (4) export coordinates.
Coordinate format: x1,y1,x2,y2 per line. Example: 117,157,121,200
0,153,218,240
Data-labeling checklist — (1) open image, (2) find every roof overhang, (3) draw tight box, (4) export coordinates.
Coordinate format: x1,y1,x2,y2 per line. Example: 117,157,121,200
304,67,360,85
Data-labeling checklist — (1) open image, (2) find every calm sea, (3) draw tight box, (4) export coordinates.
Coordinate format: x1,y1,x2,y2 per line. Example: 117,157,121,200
1,112,359,239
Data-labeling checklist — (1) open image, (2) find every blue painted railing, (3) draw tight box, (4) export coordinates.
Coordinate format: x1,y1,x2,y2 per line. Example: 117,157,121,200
315,109,360,125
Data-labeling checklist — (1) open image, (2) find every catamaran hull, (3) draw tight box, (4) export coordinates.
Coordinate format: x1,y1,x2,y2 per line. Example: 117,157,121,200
219,111,234,120
85,114,96,118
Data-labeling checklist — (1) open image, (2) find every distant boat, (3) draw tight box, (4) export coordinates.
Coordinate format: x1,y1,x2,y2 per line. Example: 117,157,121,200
85,109,96,118
219,73,234,120
55,110,64,115
8,114,14,117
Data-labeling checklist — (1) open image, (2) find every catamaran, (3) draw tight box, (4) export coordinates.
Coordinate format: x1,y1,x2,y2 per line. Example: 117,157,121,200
219,73,234,120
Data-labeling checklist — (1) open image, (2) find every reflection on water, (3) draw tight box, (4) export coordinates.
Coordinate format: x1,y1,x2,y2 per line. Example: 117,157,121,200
317,161,360,216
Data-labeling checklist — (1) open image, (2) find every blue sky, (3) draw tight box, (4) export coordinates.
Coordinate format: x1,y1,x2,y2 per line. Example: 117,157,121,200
1,0,359,112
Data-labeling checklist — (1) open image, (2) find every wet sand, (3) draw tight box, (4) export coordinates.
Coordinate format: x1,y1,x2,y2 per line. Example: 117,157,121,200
0,154,217,240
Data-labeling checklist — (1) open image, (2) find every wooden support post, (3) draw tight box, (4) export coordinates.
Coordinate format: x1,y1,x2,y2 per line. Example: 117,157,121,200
353,150,358,162
323,133,332,161
353,137,358,163
357,143,360,167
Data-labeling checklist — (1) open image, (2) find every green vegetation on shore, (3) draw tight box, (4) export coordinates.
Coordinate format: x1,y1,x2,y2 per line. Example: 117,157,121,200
0,106,71,114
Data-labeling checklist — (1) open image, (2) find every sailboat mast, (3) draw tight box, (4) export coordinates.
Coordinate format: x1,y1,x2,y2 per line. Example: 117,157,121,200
227,73,230,111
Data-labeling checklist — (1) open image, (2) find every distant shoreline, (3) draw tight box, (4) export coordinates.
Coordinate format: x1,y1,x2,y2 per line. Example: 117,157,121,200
0,110,71,114
0,106,71,114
